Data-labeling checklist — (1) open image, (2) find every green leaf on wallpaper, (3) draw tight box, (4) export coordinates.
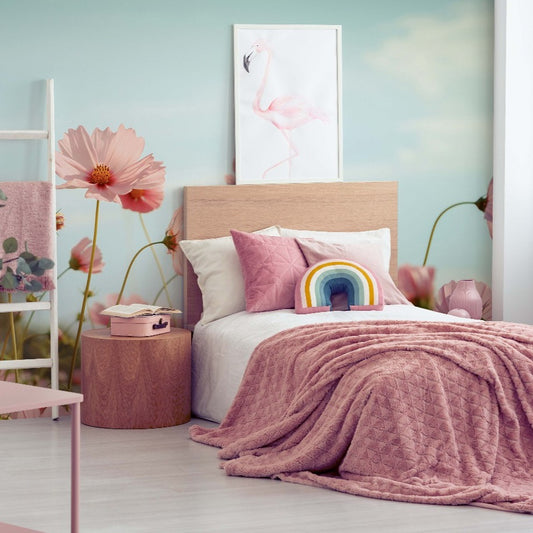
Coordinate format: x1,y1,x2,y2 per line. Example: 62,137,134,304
3,237,18,254
16,257,31,275
38,258,54,270
0,269,17,290
0,189,7,201
28,257,54,276
20,251,37,263
24,279,43,292
29,263,44,276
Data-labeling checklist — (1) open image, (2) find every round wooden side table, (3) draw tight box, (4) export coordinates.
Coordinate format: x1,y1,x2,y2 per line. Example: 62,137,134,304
81,327,191,429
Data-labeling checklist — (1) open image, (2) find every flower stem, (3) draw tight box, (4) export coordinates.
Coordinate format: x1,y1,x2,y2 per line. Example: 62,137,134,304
68,200,100,391
7,294,19,383
1,329,9,362
57,267,71,280
422,202,475,266
115,241,165,305
138,213,172,306
152,274,178,305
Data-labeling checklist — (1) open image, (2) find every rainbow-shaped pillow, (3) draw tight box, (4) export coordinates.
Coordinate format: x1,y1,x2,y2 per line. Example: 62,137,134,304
295,259,384,314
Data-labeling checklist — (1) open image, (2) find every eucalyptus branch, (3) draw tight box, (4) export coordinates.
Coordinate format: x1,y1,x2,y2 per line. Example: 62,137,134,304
21,267,70,342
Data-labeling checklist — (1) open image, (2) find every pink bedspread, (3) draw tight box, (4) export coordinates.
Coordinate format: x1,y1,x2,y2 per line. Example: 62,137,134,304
190,320,533,513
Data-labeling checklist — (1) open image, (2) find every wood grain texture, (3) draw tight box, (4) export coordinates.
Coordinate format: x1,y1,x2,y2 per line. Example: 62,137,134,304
6,417,533,532
183,182,398,328
0,521,45,532
80,328,191,429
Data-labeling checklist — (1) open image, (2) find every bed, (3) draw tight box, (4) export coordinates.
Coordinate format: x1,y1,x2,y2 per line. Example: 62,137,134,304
181,182,533,513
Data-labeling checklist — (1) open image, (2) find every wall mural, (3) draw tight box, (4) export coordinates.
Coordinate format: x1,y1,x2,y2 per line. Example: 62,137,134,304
0,0,494,403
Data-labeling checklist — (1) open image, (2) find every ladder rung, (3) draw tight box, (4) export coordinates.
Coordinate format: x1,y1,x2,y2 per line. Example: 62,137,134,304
0,301,51,312
0,358,53,370
0,79,59,420
0,130,49,140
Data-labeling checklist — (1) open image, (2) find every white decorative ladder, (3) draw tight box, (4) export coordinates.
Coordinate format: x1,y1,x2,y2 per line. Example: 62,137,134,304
0,79,59,418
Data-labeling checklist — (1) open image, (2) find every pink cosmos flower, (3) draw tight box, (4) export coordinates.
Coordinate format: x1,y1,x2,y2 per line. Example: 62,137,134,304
56,212,64,231
56,124,165,204
398,264,435,310
225,157,236,185
119,165,166,213
164,207,183,275
89,293,146,327
484,178,493,238
69,237,104,273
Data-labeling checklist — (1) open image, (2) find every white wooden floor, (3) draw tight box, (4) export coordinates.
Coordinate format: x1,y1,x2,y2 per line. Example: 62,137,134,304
1,417,532,533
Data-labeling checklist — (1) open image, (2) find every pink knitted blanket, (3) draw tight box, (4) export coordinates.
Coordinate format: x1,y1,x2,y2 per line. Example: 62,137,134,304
190,320,533,513
0,181,55,292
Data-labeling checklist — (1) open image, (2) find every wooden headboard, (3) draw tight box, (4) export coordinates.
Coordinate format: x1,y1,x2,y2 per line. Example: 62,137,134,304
182,181,398,329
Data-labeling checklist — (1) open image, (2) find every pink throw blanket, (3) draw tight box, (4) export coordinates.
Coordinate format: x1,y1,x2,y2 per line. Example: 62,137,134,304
190,320,533,513
0,181,55,292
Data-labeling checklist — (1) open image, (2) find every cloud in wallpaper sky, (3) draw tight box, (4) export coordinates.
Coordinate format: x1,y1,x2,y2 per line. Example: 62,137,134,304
365,2,492,100
356,1,493,180
396,114,492,177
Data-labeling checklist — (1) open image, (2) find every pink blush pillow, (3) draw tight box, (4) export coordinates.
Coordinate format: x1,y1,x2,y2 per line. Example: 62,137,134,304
231,230,308,312
296,237,411,306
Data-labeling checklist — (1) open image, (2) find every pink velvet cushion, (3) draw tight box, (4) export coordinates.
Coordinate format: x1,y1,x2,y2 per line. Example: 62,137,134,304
296,237,411,306
231,230,308,312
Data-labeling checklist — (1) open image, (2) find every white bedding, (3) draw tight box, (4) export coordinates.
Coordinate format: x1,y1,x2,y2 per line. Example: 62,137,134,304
192,305,474,423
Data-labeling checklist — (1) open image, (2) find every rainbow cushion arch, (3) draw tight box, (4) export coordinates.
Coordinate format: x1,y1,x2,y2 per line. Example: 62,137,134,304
295,259,384,314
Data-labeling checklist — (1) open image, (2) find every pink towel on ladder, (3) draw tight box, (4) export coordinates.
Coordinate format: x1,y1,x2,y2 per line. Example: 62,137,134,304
0,181,55,292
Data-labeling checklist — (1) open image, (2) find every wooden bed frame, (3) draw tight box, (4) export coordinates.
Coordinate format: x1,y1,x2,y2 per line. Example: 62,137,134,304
182,182,398,329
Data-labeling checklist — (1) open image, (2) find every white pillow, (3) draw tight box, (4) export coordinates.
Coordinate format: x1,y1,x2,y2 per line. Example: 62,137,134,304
180,226,280,324
277,227,391,272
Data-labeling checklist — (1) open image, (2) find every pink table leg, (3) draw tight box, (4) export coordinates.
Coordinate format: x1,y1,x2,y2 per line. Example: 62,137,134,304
71,403,80,533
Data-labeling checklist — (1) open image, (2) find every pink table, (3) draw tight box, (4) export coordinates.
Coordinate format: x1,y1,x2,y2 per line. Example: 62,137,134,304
0,381,83,533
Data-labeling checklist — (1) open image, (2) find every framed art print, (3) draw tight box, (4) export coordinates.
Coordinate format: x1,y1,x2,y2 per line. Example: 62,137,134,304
234,24,342,184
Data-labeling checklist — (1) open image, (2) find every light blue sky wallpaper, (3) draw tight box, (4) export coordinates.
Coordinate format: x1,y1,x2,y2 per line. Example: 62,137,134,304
0,0,493,329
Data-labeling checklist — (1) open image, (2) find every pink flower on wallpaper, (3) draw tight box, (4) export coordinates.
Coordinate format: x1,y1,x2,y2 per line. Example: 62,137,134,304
89,293,146,327
398,264,435,310
164,206,184,275
484,178,493,238
56,124,165,204
69,237,104,273
225,158,236,185
56,212,65,231
119,168,166,213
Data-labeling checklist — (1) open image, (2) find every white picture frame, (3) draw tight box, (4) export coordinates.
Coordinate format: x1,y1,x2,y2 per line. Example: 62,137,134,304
234,24,343,184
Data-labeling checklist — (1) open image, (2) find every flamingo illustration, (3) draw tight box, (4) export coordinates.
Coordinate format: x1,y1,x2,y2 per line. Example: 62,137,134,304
243,40,328,179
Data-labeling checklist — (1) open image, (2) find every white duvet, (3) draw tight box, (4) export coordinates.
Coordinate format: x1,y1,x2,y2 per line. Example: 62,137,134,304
192,305,473,423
